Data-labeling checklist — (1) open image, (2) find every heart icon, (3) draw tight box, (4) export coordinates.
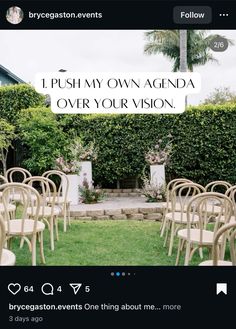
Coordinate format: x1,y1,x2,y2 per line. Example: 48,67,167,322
8,283,21,295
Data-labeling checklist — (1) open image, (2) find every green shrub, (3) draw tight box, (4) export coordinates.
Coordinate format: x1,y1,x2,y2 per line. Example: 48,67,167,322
59,104,236,186
17,107,67,174
0,118,16,174
79,178,105,204
0,84,44,123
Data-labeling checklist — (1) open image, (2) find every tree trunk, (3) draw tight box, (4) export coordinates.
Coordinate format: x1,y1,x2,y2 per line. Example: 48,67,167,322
116,180,120,189
1,149,7,176
179,30,188,108
179,30,187,72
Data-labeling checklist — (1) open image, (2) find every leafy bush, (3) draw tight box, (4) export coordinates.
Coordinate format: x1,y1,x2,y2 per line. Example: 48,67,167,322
17,107,67,174
79,176,105,204
0,84,44,123
0,119,16,174
203,87,236,105
59,104,236,186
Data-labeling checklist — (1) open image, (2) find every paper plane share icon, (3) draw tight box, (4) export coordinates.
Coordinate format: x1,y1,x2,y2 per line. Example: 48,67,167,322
69,283,82,295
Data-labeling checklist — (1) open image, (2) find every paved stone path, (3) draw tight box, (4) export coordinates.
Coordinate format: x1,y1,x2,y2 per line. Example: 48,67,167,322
70,196,165,220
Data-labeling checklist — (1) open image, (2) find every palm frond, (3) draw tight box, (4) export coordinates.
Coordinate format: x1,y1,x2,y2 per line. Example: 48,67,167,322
144,29,234,72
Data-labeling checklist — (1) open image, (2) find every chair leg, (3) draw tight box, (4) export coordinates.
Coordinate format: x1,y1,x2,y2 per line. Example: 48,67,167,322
67,203,71,226
31,235,37,266
184,242,191,266
190,246,198,262
210,245,218,261
199,247,203,259
40,231,46,264
55,216,59,241
7,237,12,249
159,211,166,232
175,238,182,265
163,221,170,247
168,222,175,256
220,237,227,260
19,237,25,248
159,219,163,232
63,207,67,232
49,217,55,251
160,217,167,237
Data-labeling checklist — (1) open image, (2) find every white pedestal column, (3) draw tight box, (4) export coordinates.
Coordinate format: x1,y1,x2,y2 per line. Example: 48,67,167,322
78,161,93,188
150,164,165,187
63,174,79,205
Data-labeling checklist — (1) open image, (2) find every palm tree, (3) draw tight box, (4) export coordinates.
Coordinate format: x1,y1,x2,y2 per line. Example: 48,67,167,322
179,30,188,106
179,30,187,72
144,30,234,72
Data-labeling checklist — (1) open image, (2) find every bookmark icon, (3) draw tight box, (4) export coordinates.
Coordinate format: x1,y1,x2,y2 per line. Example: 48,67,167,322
216,283,227,295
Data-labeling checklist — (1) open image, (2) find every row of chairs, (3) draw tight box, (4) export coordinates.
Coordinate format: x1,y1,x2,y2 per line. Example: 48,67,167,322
1,169,235,266
160,179,236,265
0,167,71,266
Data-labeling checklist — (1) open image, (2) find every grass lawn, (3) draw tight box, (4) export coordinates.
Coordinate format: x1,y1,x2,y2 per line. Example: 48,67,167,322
10,219,215,266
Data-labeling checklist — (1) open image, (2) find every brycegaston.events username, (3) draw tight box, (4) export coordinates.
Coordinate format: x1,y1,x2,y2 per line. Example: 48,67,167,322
1,1,236,29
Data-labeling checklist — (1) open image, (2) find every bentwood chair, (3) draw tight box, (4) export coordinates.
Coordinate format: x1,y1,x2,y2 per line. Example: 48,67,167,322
42,170,70,232
204,181,232,216
160,178,192,237
6,167,32,183
199,222,236,266
164,182,205,256
225,186,236,223
5,167,32,204
23,176,60,251
205,181,232,194
0,213,16,266
176,192,233,266
0,183,45,266
0,175,16,218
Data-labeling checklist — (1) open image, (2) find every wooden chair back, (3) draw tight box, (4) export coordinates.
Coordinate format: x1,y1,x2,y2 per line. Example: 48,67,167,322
23,176,57,218
42,170,69,204
212,222,236,265
6,167,32,183
170,182,205,222
0,183,40,235
186,192,233,244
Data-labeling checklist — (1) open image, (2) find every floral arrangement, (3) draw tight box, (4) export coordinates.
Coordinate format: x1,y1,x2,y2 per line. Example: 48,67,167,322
54,156,80,174
54,137,97,174
140,176,166,203
79,174,105,204
145,136,172,165
71,138,98,162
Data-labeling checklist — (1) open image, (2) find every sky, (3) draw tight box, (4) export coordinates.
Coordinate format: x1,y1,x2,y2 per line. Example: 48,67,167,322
1,29,236,105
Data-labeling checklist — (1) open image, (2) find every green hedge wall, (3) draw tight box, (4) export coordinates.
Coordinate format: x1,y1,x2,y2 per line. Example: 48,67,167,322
1,85,235,186
59,104,236,186
0,84,44,123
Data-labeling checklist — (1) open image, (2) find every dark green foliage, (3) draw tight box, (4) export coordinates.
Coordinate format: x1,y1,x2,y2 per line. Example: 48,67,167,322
17,107,67,174
59,114,173,184
0,84,44,123
59,104,236,186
